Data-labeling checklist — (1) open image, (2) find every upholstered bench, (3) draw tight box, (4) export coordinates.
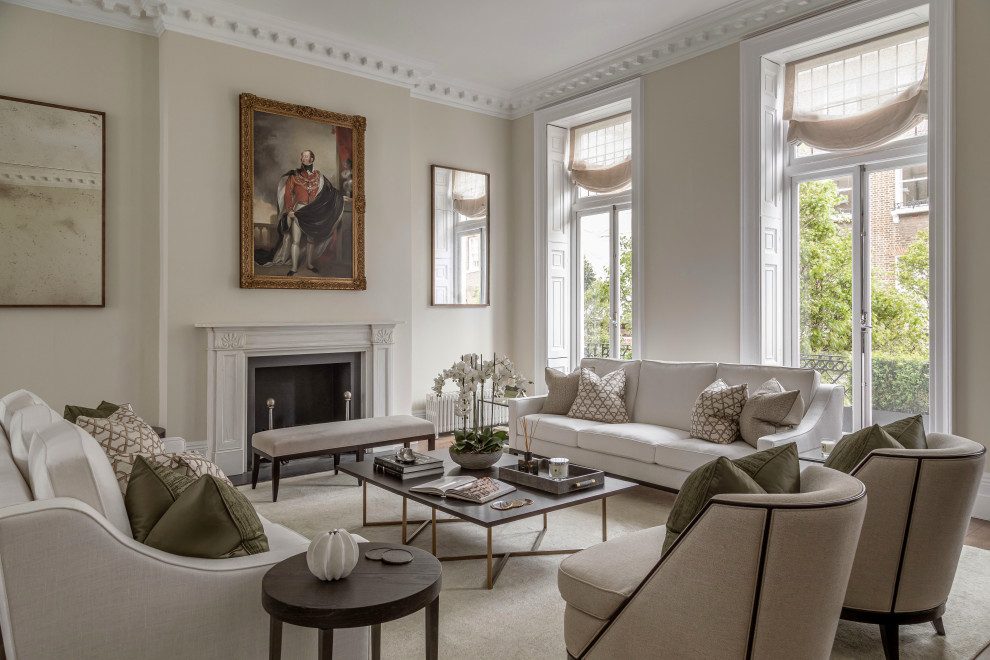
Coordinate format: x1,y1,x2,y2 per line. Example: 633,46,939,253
251,415,436,501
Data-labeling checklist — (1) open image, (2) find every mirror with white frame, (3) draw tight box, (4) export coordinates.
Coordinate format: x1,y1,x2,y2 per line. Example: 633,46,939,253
431,165,490,306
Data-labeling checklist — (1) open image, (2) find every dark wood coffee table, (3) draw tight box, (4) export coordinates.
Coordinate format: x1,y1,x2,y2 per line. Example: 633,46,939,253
262,542,441,660
337,449,637,589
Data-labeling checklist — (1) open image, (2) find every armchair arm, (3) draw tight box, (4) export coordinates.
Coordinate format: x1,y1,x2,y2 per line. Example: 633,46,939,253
756,383,843,453
507,396,547,450
160,436,186,453
0,498,369,660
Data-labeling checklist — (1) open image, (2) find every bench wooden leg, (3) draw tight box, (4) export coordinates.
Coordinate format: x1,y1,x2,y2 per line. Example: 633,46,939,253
403,441,411,449
251,453,261,489
272,459,281,502
428,437,435,451
333,453,340,475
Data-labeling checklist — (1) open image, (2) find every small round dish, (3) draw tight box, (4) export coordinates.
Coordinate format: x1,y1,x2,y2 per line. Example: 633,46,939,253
364,548,388,561
381,549,413,565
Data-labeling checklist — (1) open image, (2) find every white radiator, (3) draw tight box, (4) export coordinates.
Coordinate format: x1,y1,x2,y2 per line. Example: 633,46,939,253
424,392,508,434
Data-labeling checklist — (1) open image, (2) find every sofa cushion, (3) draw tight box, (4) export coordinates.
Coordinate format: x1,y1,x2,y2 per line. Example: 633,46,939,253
558,525,666,620
63,400,120,424
824,425,903,474
28,420,132,536
690,379,749,445
516,414,603,448
881,414,927,450
567,368,629,424
738,379,804,448
124,455,196,543
143,474,269,558
580,358,641,418
652,434,755,474
541,367,581,415
0,389,46,434
0,427,32,506
9,402,62,479
105,450,232,496
633,361,718,431
716,363,818,415
76,405,166,457
579,424,693,464
732,442,801,494
663,457,767,554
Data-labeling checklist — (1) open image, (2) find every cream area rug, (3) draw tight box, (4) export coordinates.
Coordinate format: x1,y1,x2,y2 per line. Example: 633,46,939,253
241,472,990,660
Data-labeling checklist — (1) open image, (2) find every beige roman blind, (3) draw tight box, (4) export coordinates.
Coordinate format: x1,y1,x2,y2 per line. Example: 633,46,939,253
568,113,632,193
452,170,487,219
784,25,929,153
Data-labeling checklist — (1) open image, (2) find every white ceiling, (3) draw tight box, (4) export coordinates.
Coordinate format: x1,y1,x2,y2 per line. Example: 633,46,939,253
225,0,742,92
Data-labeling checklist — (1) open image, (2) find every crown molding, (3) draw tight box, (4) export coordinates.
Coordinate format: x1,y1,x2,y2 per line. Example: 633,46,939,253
6,0,850,120
509,0,852,118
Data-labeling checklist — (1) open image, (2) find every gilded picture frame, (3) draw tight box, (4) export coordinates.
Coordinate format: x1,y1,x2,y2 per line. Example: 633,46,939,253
239,93,366,290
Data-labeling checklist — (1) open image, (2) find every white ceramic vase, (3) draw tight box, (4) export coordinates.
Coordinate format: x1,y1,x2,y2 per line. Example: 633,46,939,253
306,529,360,581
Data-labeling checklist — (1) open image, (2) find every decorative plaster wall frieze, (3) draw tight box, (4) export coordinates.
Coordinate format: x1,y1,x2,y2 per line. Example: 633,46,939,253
216,332,244,349
6,0,847,119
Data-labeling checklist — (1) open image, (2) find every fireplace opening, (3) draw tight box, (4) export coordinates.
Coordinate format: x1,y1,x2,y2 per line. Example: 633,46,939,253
245,352,362,474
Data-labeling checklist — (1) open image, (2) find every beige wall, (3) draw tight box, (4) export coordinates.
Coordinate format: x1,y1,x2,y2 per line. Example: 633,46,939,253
0,5,160,417
953,0,990,448
409,100,514,411
510,114,536,383
640,45,741,362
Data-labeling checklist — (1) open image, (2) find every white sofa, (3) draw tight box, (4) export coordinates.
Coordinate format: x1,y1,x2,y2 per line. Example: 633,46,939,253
507,358,843,490
0,389,370,660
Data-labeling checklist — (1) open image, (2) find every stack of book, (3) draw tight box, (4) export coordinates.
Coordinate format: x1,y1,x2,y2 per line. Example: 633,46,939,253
373,451,444,480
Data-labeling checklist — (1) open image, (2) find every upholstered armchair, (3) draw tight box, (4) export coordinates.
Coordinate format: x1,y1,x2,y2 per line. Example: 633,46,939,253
557,466,866,659
840,432,986,660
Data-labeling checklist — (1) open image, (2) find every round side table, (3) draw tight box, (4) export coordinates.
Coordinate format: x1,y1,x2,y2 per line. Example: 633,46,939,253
262,542,442,660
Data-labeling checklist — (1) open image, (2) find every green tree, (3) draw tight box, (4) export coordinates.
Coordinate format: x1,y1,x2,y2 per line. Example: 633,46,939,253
583,257,610,352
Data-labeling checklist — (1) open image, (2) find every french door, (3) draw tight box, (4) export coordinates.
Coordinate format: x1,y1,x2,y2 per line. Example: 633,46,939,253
794,160,930,431
575,203,632,360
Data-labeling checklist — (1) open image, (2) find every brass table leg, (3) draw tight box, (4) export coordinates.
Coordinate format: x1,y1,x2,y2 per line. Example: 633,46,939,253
431,507,437,556
401,497,408,544
362,481,367,527
602,498,607,542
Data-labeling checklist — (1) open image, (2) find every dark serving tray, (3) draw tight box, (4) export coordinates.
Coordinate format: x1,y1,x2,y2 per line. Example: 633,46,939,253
497,462,605,495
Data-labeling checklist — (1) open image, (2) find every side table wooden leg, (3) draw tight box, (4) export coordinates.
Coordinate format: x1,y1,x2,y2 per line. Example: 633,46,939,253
319,628,334,660
426,596,440,660
371,623,382,660
268,616,283,660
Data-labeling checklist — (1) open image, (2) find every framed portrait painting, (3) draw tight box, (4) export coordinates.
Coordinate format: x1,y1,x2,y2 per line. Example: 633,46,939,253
0,95,105,307
239,93,366,290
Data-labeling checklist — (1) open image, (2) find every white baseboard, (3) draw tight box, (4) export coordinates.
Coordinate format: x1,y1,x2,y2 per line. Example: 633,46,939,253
411,408,427,420
973,474,990,521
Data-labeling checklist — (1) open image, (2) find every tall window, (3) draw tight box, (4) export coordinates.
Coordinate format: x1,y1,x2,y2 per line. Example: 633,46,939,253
569,113,634,360
785,24,931,431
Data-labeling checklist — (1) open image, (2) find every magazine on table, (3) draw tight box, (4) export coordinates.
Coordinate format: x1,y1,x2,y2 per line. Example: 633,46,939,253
410,476,516,504
376,464,445,480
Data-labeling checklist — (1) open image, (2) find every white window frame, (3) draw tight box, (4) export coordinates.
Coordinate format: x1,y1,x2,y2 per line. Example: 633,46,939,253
740,0,953,432
533,79,644,393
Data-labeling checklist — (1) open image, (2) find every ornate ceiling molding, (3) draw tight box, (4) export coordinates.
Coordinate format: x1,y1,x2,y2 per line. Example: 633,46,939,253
6,0,849,120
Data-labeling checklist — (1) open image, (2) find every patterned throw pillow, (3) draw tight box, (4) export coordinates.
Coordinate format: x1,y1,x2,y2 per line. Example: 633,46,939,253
76,405,166,456
690,379,749,444
566,368,629,423
105,451,231,496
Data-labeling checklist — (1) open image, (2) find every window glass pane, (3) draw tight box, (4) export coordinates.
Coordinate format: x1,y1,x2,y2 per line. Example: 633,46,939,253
581,213,611,358
459,232,482,304
618,209,633,360
573,113,632,198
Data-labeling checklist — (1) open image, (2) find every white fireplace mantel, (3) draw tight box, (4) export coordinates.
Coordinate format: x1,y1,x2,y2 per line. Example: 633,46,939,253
196,321,401,475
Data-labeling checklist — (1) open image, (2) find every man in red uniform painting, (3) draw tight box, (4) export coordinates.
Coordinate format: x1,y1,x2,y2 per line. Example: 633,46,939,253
263,149,345,276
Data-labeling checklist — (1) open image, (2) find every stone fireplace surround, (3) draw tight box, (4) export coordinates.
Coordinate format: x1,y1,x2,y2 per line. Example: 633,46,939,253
196,322,399,476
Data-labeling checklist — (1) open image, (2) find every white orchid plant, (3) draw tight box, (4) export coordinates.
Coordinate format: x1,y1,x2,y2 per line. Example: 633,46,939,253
432,353,530,454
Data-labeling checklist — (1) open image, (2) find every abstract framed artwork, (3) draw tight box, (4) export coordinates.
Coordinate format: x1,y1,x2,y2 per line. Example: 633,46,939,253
239,93,366,290
0,95,105,307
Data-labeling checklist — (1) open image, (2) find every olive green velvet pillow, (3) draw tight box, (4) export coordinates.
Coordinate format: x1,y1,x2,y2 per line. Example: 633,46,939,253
124,456,197,543
63,400,120,424
824,425,904,474
881,415,927,450
733,442,802,494
126,459,268,558
663,457,766,555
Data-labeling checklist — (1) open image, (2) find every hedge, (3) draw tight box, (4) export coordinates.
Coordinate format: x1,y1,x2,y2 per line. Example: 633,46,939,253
871,353,929,414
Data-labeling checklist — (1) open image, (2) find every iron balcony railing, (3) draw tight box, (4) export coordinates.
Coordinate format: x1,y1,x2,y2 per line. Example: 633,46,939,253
800,353,852,386
584,341,633,360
